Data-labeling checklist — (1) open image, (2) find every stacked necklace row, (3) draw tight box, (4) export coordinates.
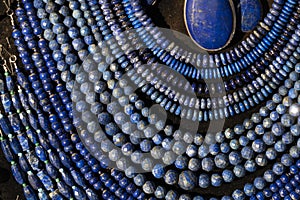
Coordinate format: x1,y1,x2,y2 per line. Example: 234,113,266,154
0,0,299,199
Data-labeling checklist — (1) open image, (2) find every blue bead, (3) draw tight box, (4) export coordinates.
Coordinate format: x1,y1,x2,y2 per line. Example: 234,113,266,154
28,171,42,190
23,185,37,200
229,151,242,165
178,171,196,190
232,189,245,200
164,170,178,185
254,177,266,190
72,186,87,200
201,157,214,172
152,164,165,178
211,173,223,187
222,169,234,182
11,164,25,185
214,153,228,168
244,183,255,196
198,174,210,188
57,180,72,199
273,163,284,175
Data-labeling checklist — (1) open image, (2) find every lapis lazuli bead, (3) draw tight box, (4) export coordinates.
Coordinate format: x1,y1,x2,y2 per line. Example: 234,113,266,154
184,0,235,50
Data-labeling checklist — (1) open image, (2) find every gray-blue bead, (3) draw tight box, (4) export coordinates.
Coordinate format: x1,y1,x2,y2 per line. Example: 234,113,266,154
178,171,197,190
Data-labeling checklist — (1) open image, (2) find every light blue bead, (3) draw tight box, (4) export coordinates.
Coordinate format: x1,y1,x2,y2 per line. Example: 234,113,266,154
211,174,222,187
229,151,242,165
198,145,209,158
152,164,165,179
263,170,275,182
244,160,256,172
178,171,197,190
175,156,188,169
232,189,245,200
198,174,210,188
214,153,228,168
164,170,178,185
274,140,286,152
281,154,293,167
222,169,234,183
255,154,267,166
273,163,284,175
244,183,255,196
254,177,266,190
202,158,214,172
252,139,265,153
233,165,246,178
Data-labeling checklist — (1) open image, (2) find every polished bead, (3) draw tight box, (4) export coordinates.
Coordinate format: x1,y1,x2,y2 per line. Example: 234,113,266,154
178,171,196,190
184,0,235,50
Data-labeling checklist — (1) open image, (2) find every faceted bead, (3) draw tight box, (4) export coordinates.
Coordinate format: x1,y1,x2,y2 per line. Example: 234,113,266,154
211,173,223,187
164,170,178,185
214,154,228,169
222,169,234,183
177,170,197,190
198,174,210,188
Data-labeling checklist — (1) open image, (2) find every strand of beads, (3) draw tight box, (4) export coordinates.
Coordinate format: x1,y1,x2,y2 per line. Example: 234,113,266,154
123,0,298,79
12,0,150,199
0,0,299,199
0,59,107,199
72,41,298,197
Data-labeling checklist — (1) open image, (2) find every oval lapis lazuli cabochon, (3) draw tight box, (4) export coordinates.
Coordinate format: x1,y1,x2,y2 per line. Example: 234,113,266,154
184,0,235,50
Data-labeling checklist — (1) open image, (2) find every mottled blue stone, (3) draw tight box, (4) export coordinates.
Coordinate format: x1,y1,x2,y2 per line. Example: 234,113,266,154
37,170,54,190
11,164,25,184
178,171,197,190
185,0,235,50
71,170,87,188
240,0,262,32
23,185,37,200
57,181,72,199
28,172,42,190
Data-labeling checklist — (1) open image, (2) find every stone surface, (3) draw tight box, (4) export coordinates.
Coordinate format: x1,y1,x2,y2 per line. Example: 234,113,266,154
240,0,262,32
184,0,235,50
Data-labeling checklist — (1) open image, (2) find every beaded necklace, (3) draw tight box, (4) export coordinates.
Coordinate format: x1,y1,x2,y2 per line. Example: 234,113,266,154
0,0,299,199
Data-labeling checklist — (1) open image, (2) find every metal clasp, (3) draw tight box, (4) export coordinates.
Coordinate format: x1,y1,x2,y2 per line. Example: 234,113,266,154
3,0,15,27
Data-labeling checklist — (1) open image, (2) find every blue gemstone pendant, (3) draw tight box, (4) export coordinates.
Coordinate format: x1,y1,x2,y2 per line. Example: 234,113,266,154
240,0,262,32
184,0,236,51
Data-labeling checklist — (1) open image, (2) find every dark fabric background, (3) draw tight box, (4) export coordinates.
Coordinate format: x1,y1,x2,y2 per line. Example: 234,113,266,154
0,0,275,199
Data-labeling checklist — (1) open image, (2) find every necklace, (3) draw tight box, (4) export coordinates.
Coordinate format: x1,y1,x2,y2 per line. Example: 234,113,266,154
0,0,299,199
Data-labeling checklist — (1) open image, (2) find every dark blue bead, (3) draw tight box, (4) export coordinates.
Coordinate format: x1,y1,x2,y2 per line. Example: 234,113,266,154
11,164,25,184
23,185,37,200
35,146,47,161
0,116,12,135
28,171,42,190
71,170,86,188
59,152,72,168
37,170,53,190
60,169,74,187
18,154,30,172
73,186,87,200
57,181,72,199
49,151,62,169
45,162,58,179
10,136,22,154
